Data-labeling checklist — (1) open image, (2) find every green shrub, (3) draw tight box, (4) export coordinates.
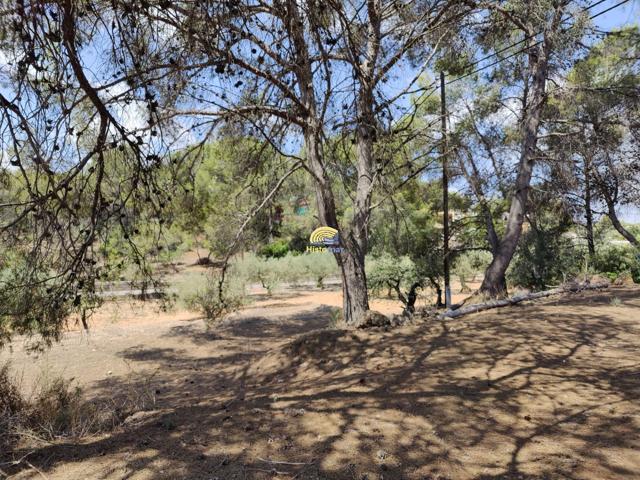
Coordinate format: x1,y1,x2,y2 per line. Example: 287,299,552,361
297,252,339,288
233,252,338,292
185,271,248,322
173,271,208,308
287,234,309,254
452,251,492,292
509,230,584,290
233,254,283,294
367,254,419,298
593,245,640,283
258,239,290,259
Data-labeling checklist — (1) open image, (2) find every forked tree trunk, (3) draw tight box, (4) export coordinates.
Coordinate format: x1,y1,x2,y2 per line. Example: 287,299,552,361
337,55,380,326
289,0,380,326
286,0,370,326
480,44,550,298
304,125,370,327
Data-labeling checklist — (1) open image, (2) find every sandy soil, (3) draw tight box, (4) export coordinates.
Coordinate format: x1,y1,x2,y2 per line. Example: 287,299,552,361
1,285,639,480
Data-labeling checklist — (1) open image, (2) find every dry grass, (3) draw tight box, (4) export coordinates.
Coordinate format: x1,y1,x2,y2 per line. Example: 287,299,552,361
0,361,156,457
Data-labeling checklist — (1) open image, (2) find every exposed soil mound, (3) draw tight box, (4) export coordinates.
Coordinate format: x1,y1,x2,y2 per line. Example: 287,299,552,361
247,329,362,380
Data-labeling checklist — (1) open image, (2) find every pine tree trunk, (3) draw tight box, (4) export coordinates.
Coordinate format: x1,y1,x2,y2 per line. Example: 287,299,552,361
480,44,550,298
335,81,377,326
584,156,596,258
291,0,378,326
304,125,370,326
604,195,639,248
338,241,369,326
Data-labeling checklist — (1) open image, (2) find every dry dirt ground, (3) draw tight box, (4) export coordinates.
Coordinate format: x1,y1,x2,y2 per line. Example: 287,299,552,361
1,286,640,480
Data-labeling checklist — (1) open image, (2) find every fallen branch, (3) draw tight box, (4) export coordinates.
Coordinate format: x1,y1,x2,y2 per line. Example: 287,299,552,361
254,457,316,478
25,461,49,480
438,281,609,320
257,458,312,466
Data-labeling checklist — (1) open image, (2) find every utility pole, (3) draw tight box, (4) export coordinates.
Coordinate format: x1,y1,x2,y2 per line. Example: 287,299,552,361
440,71,451,308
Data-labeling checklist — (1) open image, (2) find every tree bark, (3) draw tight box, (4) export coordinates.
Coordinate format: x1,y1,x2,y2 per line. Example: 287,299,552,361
584,155,596,258
334,91,376,326
459,150,499,254
404,282,422,314
331,0,384,326
442,281,608,319
588,121,639,249
303,112,371,327
289,0,370,326
480,41,550,298
603,191,639,248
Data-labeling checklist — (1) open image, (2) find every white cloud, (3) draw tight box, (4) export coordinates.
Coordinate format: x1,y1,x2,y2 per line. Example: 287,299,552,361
99,81,149,133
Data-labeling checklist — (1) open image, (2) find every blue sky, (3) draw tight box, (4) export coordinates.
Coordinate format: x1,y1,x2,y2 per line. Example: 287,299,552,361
595,0,640,31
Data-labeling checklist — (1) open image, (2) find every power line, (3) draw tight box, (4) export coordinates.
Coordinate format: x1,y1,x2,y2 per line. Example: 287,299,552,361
461,0,612,73
446,0,632,85
403,0,632,116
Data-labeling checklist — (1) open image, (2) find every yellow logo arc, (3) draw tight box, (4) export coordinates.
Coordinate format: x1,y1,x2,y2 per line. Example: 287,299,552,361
309,226,339,245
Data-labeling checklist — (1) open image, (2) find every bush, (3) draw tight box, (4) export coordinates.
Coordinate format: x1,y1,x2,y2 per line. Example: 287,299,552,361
509,229,584,290
235,255,284,294
287,234,309,254
452,251,492,292
367,254,419,298
0,363,24,450
27,375,90,438
0,363,24,415
258,239,290,259
296,252,339,288
233,252,339,292
185,271,248,322
593,245,640,283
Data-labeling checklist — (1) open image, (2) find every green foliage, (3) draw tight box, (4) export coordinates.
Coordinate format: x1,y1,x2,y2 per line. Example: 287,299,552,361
367,178,481,306
452,251,492,292
509,229,584,290
593,246,640,283
507,190,588,290
367,254,419,297
233,254,283,294
185,252,338,323
185,271,248,323
258,239,290,259
292,253,339,289
233,252,338,292
0,251,72,348
189,139,308,257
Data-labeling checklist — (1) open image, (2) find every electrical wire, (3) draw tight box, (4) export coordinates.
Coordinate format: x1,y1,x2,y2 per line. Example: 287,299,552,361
446,0,633,85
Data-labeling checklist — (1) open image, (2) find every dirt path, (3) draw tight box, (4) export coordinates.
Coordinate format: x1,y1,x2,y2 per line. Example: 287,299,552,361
2,286,640,480
1,288,402,390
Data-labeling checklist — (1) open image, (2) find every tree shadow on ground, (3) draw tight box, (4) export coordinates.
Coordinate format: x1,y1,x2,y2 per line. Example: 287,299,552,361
4,288,640,479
